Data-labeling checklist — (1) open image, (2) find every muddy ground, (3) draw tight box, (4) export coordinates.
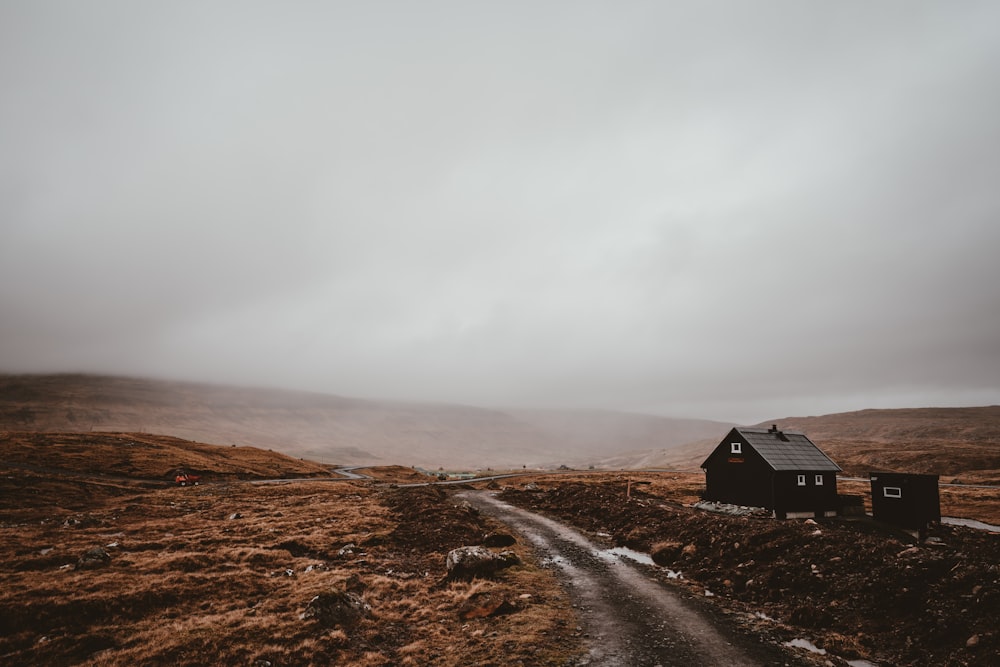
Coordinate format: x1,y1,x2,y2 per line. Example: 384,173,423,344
496,479,999,667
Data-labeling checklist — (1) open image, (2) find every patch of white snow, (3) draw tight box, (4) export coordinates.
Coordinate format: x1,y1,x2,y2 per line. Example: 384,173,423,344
783,638,826,655
595,546,655,566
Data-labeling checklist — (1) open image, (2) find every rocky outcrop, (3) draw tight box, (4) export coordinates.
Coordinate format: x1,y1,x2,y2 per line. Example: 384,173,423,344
75,546,111,570
301,590,370,628
445,546,520,580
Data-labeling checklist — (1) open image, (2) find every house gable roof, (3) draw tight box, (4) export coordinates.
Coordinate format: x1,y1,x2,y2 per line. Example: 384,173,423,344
731,426,841,472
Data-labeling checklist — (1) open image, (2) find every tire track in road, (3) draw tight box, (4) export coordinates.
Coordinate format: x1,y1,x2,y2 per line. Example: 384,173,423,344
458,491,798,667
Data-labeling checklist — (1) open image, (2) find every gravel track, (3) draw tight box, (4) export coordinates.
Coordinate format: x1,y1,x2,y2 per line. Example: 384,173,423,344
459,490,809,667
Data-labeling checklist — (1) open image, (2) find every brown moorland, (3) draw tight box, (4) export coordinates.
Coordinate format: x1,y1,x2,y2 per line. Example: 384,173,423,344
3,433,998,666
0,434,580,666
0,431,335,483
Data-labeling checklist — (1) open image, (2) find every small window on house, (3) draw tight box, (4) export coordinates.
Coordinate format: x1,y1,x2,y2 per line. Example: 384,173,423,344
815,475,824,486
884,486,902,498
730,442,742,454
797,474,806,486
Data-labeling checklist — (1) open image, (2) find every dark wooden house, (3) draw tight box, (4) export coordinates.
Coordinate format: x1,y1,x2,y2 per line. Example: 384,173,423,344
869,471,940,532
701,425,841,519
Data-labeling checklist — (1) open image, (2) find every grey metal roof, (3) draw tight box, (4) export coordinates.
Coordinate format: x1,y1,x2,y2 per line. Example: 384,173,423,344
737,427,842,472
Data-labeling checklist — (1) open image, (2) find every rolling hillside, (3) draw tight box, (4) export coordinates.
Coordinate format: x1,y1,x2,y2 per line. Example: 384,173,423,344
586,407,1000,484
0,374,725,469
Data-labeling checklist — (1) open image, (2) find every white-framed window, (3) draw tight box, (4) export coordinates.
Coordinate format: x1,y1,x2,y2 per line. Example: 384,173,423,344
884,486,902,498
730,442,742,454
797,474,806,486
815,475,824,486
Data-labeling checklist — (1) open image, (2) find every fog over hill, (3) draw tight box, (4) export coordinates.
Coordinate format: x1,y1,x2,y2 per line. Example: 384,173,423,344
590,406,1000,483
0,374,728,469
5,374,997,479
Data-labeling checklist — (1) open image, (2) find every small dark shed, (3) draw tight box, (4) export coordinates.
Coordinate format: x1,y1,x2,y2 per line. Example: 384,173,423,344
701,425,841,519
869,471,940,531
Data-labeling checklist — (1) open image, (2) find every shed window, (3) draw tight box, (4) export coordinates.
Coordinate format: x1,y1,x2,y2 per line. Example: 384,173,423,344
797,474,806,486
815,475,824,486
730,442,742,454
883,486,902,498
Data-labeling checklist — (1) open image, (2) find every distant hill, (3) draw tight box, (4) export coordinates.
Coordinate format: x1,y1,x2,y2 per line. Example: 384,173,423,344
583,407,1000,484
0,431,333,482
769,408,1000,483
0,374,726,469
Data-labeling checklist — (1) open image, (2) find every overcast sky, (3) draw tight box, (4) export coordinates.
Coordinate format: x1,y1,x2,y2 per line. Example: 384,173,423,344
2,1,999,423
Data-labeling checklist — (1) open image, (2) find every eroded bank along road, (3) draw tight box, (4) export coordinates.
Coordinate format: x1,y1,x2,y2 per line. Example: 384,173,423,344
457,491,814,667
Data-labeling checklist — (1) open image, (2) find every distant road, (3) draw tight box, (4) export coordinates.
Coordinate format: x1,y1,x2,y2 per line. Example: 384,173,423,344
330,466,370,479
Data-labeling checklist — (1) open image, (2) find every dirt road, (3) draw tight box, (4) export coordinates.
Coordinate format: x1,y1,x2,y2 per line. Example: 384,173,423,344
458,491,809,667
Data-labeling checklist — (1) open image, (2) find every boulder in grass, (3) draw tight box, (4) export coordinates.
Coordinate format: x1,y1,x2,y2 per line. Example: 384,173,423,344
301,590,370,628
76,546,111,570
446,546,520,580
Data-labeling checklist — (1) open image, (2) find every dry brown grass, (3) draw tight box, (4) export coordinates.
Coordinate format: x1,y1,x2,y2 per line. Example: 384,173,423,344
0,439,582,665
354,465,436,484
0,431,333,481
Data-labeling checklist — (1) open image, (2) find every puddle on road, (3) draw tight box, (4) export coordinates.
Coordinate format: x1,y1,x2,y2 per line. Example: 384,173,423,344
594,546,683,578
594,546,655,566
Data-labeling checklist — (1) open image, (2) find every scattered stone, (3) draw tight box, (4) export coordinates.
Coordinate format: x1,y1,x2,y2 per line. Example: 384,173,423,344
228,513,242,520
302,590,370,628
446,546,521,579
482,533,517,548
966,634,980,648
692,500,770,517
456,500,480,515
337,543,357,556
458,591,518,620
76,546,111,570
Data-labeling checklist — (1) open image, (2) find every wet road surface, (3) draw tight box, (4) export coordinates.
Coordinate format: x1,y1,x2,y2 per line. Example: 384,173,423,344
458,491,805,667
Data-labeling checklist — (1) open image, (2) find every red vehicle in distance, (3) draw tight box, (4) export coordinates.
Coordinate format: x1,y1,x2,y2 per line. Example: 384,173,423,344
174,473,201,486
